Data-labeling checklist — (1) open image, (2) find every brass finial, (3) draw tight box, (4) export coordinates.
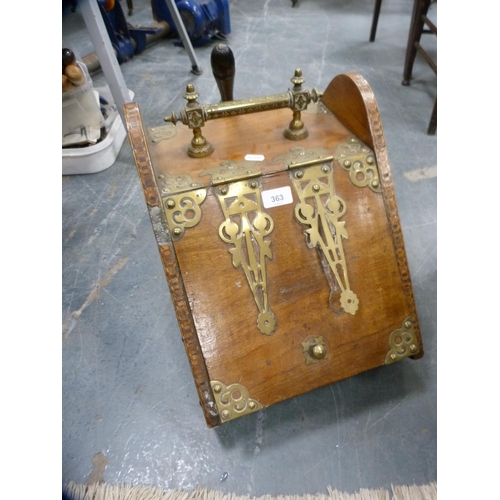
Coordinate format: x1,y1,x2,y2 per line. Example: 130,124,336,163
184,84,199,104
163,111,177,124
290,68,305,87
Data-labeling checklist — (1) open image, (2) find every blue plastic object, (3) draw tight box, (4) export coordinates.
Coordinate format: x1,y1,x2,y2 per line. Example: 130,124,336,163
97,0,163,63
152,0,231,47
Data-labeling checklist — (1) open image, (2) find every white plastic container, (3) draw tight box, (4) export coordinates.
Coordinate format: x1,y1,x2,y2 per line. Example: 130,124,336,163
62,87,134,176
62,62,104,137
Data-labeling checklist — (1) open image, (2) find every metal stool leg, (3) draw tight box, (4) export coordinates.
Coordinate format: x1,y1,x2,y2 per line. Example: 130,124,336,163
80,0,131,125
164,0,202,75
370,0,383,42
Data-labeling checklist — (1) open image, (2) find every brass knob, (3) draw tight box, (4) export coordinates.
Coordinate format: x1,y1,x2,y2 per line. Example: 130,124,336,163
310,343,327,360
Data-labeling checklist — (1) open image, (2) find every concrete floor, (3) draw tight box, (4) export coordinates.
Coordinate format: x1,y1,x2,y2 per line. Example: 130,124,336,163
62,0,437,494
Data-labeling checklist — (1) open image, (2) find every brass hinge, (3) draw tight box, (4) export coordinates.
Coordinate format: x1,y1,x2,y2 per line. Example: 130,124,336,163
200,159,262,186
274,147,360,315
201,160,277,336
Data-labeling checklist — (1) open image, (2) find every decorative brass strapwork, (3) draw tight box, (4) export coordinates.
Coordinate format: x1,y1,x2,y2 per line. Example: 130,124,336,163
201,162,277,335
211,380,263,422
275,147,359,315
157,172,207,241
385,317,420,364
302,336,328,365
334,137,382,193
148,124,177,143
157,172,204,195
164,69,322,157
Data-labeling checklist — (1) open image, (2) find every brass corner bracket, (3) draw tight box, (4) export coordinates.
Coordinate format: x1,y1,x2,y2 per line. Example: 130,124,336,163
385,317,420,364
157,172,207,241
211,380,263,422
334,137,382,193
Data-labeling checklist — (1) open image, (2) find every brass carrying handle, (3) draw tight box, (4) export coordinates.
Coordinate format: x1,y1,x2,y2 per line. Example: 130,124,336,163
164,69,322,158
164,89,322,126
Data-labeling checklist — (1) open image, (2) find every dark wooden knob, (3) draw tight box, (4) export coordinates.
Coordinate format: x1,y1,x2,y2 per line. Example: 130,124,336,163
211,43,235,102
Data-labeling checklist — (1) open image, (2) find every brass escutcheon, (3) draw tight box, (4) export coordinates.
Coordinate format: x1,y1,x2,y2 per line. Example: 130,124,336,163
302,336,328,365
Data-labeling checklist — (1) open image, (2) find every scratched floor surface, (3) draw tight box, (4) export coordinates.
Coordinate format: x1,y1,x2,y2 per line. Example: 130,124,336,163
62,0,437,494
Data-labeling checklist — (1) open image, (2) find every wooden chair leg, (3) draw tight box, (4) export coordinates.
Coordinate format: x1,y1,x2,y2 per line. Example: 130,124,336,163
370,0,383,42
126,0,134,16
402,0,431,85
427,97,437,135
